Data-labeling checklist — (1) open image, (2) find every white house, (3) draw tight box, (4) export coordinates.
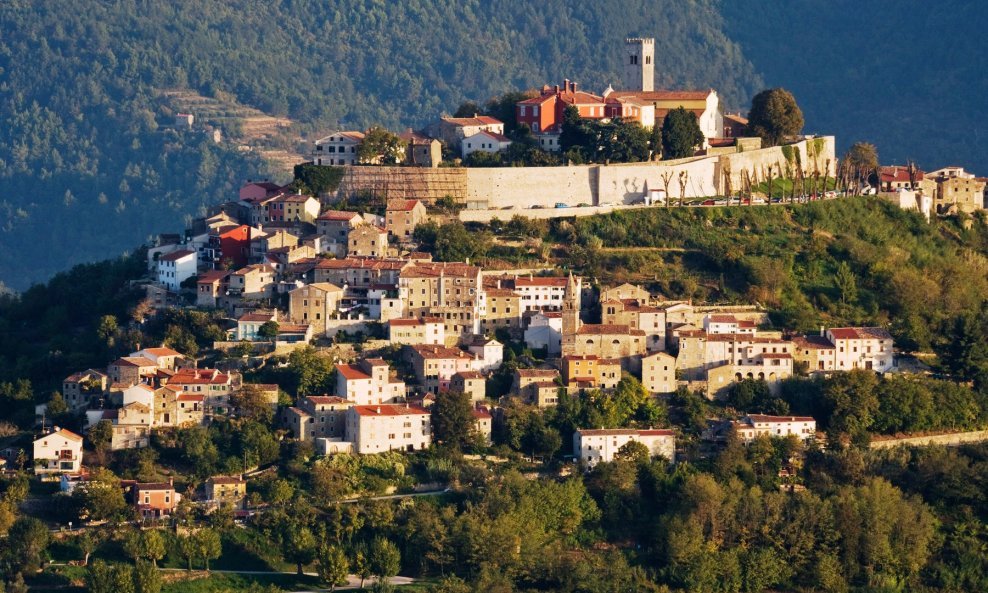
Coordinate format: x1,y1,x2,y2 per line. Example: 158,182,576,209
524,312,563,355
825,327,894,371
573,428,675,468
461,130,512,159
33,428,83,475
313,131,365,166
732,415,817,444
345,404,432,454
157,249,197,291
335,359,406,406
237,311,277,341
467,337,503,373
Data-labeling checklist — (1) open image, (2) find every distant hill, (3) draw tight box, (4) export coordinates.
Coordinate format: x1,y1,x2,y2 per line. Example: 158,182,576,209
0,0,760,289
2,1,986,289
720,0,988,172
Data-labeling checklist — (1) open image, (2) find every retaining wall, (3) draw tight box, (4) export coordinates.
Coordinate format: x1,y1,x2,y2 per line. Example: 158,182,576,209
869,429,988,449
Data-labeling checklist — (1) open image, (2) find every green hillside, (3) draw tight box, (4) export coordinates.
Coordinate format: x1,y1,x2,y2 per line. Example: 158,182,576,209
720,0,988,172
3,1,987,289
0,0,759,289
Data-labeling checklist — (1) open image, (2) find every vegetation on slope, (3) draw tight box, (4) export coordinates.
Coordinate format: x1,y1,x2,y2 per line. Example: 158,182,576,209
0,0,760,288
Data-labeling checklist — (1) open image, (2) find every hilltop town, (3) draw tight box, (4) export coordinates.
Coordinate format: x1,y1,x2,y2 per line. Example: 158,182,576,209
4,36,988,593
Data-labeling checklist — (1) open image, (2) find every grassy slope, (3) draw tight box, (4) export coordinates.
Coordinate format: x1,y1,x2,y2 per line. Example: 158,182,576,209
571,197,988,346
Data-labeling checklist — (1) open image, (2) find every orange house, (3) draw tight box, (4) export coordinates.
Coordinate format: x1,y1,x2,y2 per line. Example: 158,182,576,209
133,480,179,518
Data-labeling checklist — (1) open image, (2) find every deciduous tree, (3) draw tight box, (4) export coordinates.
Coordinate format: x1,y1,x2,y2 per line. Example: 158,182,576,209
747,88,804,147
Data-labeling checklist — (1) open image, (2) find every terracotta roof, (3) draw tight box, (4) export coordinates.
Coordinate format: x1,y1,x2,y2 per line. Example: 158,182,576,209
177,394,204,402
390,318,426,326
305,395,349,405
336,364,371,381
401,262,479,279
111,356,158,368
724,113,749,125
576,324,646,336
317,210,362,222
577,428,674,436
515,368,559,378
472,408,492,420
880,166,924,184
441,115,503,127
243,181,283,191
65,369,106,382
761,353,793,359
794,335,835,349
387,199,422,212
564,354,599,361
514,276,568,288
159,249,196,262
351,404,430,417
238,312,276,323
208,475,246,485
465,129,511,143
40,428,83,442
745,414,815,424
170,369,231,385
270,193,316,203
135,482,174,491
138,347,183,357
707,314,738,323
828,327,892,340
409,345,474,360
454,370,484,379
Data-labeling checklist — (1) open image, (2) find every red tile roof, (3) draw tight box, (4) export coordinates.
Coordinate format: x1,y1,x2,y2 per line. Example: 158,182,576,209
306,395,349,405
170,369,231,385
607,90,711,102
336,364,371,381
138,347,183,357
745,414,815,423
387,199,422,212
576,324,646,336
317,210,362,222
351,404,430,417
442,116,503,127
111,356,158,368
159,249,196,262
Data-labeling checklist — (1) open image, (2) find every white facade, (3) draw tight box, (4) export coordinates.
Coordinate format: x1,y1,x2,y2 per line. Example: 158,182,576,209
513,276,576,312
335,360,405,406
825,327,894,371
461,130,512,159
156,249,196,291
524,312,563,355
345,405,432,454
313,131,364,166
467,338,503,373
573,429,675,468
120,384,155,408
734,415,816,444
33,428,83,475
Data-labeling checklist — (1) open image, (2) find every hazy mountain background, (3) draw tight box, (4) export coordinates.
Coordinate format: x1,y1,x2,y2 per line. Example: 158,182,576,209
1,0,984,290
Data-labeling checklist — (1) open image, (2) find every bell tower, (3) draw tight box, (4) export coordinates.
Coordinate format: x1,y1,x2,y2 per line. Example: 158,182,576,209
624,37,655,92
561,272,582,351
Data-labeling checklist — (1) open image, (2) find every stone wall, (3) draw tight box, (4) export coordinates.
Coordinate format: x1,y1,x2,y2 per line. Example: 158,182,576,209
870,429,988,449
335,137,836,210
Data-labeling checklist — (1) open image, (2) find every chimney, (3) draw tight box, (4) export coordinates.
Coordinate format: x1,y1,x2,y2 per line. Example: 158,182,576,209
376,406,381,414
563,79,570,93
572,82,578,93
553,84,560,94
820,326,825,337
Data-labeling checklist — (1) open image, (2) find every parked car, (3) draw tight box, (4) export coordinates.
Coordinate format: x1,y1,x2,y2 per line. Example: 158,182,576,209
701,199,716,206
554,202,569,208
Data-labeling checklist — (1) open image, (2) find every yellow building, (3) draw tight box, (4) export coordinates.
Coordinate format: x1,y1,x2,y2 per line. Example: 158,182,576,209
480,288,522,333
289,282,344,335
562,355,622,389
385,199,428,241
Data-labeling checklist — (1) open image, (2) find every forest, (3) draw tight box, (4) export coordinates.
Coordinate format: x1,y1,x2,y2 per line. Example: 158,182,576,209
0,0,757,289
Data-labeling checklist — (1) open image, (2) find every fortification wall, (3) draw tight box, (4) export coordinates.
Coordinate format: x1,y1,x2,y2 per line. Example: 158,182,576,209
335,137,836,209
464,166,598,209
337,166,467,203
